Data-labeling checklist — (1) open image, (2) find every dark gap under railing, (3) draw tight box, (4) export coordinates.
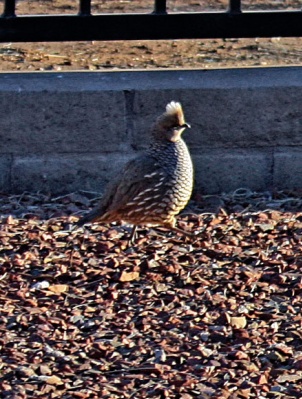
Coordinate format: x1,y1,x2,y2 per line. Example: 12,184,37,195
0,0,301,42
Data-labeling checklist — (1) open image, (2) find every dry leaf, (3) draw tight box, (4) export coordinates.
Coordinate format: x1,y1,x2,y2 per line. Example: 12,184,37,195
47,284,69,294
230,316,247,329
45,375,64,385
119,271,140,282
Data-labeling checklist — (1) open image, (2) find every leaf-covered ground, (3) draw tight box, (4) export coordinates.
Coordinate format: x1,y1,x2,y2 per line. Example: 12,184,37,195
1,191,302,399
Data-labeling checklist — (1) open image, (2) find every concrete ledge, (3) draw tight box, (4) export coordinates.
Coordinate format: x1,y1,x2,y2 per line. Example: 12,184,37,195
0,67,302,194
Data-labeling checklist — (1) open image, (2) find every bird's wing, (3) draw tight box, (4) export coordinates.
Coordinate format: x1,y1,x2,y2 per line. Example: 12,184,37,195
106,154,165,212
76,154,165,225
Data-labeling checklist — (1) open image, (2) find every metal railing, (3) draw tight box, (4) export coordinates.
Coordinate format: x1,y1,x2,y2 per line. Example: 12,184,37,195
0,0,301,42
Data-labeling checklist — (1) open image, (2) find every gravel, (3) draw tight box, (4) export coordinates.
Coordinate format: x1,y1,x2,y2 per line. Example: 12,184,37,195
1,190,302,398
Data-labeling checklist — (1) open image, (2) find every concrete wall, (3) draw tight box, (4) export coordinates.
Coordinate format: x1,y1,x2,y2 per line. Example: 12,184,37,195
0,67,301,194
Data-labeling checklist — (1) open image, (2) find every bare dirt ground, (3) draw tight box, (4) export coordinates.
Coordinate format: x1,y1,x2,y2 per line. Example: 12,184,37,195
0,0,301,71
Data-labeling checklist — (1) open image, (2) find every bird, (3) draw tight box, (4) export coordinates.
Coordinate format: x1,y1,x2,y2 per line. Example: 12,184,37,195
76,101,194,244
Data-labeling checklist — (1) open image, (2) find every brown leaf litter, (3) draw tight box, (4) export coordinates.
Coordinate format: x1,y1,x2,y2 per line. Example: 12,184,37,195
1,190,302,398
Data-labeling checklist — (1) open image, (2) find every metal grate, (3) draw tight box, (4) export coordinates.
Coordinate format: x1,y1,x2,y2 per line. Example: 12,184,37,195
0,0,301,42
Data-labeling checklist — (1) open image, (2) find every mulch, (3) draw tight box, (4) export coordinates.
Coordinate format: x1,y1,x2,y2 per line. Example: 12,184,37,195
1,190,302,398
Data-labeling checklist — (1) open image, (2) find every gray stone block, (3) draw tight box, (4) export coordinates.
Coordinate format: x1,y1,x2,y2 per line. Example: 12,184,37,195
11,153,131,194
192,149,273,194
0,91,127,154
0,155,12,192
273,148,302,190
131,87,302,151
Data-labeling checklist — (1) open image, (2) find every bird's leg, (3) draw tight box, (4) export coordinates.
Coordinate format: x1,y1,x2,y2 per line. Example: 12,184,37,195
162,219,197,239
170,225,195,238
128,225,138,246
154,225,194,239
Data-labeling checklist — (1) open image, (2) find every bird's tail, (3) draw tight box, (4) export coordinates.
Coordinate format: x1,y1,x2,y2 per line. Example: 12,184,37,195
76,207,102,227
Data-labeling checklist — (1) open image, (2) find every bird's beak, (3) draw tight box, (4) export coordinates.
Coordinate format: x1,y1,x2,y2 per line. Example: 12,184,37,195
182,123,191,129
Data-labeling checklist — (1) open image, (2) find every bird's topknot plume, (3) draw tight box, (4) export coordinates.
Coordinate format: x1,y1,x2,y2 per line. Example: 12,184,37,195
164,101,185,126
166,101,183,115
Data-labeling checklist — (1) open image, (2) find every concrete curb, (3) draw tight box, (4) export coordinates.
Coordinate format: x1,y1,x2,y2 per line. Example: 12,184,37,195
0,67,301,194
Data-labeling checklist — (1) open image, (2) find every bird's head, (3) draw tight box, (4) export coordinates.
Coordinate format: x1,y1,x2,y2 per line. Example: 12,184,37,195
152,101,190,142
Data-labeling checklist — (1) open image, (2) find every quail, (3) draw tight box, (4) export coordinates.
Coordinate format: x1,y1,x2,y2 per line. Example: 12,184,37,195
76,101,194,243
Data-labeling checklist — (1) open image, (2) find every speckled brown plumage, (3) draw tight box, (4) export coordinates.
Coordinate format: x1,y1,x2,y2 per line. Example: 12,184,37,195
76,101,194,243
